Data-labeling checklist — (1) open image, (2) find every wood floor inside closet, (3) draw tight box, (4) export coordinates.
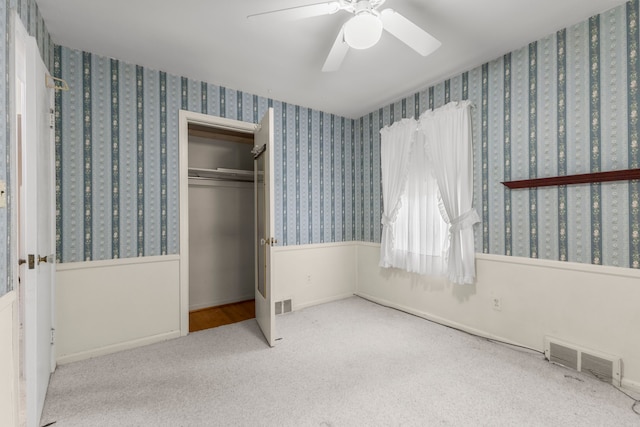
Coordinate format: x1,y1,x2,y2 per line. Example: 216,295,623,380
189,299,256,332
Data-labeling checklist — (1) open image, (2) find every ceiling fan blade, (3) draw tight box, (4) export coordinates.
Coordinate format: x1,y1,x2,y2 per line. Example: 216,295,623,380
379,9,441,56
322,27,349,72
248,1,341,22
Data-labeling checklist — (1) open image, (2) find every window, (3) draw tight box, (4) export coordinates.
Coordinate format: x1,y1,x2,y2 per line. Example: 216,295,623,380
380,121,448,275
380,101,478,284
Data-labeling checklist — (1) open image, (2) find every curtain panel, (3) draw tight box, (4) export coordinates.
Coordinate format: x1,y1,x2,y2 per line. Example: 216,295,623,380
379,101,478,284
379,118,418,268
419,101,479,284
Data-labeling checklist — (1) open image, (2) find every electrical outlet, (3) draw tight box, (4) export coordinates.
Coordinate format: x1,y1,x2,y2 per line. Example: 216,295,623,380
492,296,502,311
306,274,312,285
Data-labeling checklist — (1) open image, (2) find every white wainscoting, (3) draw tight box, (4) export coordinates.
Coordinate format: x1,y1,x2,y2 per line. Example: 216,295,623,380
0,291,19,427
355,242,640,393
55,255,181,364
52,242,640,392
54,244,358,365
272,242,357,310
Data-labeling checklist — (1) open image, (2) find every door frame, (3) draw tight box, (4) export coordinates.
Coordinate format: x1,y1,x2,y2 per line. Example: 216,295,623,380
178,110,257,336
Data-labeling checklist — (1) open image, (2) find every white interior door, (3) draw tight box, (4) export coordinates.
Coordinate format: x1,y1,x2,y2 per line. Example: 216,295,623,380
17,24,56,427
254,108,277,346
34,37,56,377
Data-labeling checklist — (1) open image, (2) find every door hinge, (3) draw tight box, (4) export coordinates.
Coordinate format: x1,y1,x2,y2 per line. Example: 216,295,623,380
252,144,266,158
49,108,55,129
50,328,55,345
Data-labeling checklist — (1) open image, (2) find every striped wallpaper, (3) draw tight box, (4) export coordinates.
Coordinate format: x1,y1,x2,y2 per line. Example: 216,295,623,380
16,0,54,71
359,0,640,269
0,0,53,297
0,0,9,296
54,47,357,263
53,0,640,271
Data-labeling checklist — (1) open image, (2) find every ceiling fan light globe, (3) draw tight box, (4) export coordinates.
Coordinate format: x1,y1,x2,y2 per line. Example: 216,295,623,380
344,13,383,49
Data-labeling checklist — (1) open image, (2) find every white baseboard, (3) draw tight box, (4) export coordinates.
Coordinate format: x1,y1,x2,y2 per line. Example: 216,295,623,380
292,292,355,311
355,292,531,350
57,330,181,365
621,379,640,395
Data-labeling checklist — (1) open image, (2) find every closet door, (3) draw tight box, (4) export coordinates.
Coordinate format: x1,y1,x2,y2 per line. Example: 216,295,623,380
254,108,276,346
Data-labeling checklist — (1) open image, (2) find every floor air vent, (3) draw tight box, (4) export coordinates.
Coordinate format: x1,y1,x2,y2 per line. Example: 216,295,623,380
275,299,292,315
544,337,621,386
549,341,578,371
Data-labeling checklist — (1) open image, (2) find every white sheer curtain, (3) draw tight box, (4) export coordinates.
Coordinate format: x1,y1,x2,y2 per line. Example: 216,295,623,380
418,101,479,284
379,118,417,268
379,118,448,275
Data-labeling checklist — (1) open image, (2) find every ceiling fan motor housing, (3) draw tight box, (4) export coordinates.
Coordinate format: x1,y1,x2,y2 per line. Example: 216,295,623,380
344,1,384,49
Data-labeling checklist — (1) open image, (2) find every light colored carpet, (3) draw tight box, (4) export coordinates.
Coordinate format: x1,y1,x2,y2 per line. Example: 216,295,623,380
41,296,639,426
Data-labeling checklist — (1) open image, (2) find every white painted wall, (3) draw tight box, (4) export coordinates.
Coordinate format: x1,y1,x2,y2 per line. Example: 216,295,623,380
53,244,357,363
272,242,357,310
356,242,640,392
188,180,254,311
188,132,255,311
55,255,181,364
0,291,19,427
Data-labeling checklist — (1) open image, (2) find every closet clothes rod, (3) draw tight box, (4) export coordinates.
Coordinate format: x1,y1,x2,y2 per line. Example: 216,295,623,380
188,176,254,183
188,167,255,182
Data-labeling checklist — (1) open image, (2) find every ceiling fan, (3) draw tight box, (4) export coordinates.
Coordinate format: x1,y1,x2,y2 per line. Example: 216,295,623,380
248,0,441,72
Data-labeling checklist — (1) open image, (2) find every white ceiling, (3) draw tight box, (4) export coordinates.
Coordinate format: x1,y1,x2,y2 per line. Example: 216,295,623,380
37,0,627,119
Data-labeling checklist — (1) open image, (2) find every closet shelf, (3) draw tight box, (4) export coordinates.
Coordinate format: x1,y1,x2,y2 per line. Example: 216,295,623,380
188,167,254,182
501,168,640,189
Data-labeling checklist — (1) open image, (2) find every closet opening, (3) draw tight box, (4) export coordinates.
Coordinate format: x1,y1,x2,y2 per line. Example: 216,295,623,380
187,123,256,332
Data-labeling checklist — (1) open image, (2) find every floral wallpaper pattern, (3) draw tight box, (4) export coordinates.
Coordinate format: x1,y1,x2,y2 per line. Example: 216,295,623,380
359,0,640,269
50,0,640,271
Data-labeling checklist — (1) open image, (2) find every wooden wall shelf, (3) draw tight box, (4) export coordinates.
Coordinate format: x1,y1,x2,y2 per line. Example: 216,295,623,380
501,168,640,189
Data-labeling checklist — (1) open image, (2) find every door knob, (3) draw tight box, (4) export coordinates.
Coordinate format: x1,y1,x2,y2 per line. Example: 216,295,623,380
24,254,35,269
38,255,48,264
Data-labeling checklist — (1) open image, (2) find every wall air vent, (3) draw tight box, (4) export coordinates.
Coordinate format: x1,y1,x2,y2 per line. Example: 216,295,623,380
283,299,292,314
544,337,621,386
274,299,292,315
549,341,578,371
